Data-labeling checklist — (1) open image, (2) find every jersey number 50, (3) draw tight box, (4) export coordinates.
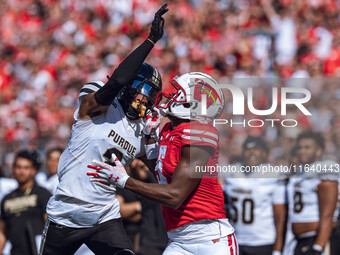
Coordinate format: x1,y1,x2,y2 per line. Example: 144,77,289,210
230,197,255,224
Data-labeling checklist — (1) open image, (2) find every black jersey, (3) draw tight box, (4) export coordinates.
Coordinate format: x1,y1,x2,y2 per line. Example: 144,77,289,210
1,183,51,255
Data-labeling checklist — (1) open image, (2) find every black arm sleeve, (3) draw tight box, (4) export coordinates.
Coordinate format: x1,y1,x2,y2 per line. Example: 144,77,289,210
94,39,154,106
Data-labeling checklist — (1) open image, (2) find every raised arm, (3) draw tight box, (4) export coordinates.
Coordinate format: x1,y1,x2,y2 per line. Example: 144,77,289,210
261,0,277,21
0,220,7,253
78,4,168,119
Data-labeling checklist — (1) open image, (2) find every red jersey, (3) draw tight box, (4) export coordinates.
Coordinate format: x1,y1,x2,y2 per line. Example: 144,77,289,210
155,121,226,231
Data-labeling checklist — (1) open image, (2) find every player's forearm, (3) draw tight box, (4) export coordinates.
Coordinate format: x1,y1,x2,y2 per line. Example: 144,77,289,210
273,220,286,252
142,139,158,171
0,231,6,253
261,1,274,16
273,205,287,252
315,181,338,248
125,177,181,208
273,229,285,252
314,216,334,248
119,201,142,219
125,212,142,223
0,220,6,253
108,39,154,88
94,39,154,106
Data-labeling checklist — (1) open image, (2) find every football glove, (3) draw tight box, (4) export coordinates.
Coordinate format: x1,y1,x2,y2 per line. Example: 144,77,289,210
87,155,129,188
147,3,169,44
143,108,161,137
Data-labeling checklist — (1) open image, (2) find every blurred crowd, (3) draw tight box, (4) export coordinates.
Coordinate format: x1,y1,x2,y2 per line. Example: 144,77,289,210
1,0,340,175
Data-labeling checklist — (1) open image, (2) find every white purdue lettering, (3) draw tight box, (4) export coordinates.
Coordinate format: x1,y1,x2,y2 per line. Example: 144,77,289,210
4,195,38,214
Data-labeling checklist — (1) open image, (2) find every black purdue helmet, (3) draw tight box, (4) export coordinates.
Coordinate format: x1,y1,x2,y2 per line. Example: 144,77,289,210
118,63,162,120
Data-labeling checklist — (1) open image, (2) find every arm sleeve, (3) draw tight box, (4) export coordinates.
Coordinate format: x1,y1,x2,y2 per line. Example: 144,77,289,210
94,39,154,106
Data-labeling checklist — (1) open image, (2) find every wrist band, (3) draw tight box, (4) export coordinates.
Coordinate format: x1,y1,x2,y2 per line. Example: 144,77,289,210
136,203,142,213
312,244,323,252
119,175,130,188
272,251,281,255
145,143,159,160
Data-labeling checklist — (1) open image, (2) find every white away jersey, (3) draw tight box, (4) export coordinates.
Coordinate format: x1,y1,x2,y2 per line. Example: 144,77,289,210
47,98,145,227
287,160,339,224
223,163,287,246
0,178,18,207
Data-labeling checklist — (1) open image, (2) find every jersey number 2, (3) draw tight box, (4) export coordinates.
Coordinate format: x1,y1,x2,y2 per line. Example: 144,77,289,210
103,147,123,165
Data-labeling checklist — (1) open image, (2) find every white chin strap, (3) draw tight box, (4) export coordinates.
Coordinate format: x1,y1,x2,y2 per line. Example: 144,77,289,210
158,102,196,120
167,103,191,120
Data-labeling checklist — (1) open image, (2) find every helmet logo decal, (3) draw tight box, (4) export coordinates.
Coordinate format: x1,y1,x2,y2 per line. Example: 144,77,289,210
194,79,222,107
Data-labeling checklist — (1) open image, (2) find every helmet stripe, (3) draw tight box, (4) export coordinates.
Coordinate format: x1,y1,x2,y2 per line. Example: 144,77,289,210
86,82,103,89
153,68,159,84
81,85,101,92
80,88,96,96
79,81,104,101
183,129,218,140
181,135,218,147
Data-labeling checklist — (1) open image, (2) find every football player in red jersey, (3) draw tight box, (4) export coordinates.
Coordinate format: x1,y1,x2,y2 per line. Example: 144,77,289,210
88,72,238,255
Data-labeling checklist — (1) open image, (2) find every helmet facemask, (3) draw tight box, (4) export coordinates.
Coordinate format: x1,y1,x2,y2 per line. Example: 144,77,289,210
155,77,187,117
118,63,162,120
125,77,161,120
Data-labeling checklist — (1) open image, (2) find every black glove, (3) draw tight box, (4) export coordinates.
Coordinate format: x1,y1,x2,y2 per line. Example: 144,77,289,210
147,3,169,44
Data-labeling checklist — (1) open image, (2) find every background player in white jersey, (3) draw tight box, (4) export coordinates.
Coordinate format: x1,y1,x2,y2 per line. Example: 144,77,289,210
39,4,168,255
223,136,287,255
0,167,18,255
87,72,238,255
287,131,339,255
36,147,63,195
